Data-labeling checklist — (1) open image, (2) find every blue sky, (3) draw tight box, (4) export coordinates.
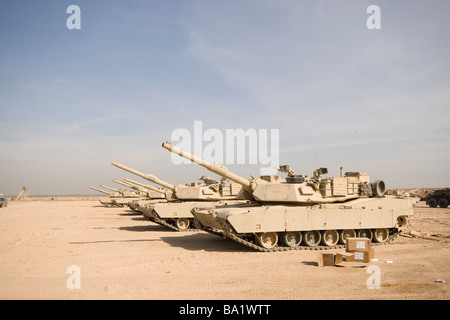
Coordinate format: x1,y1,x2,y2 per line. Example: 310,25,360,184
0,0,449,195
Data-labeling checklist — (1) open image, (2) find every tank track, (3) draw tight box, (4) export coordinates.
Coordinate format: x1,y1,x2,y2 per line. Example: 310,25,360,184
150,217,199,232
200,222,399,252
99,201,116,208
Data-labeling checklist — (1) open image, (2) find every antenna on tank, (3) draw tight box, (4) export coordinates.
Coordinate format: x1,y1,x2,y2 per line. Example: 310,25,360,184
355,131,360,171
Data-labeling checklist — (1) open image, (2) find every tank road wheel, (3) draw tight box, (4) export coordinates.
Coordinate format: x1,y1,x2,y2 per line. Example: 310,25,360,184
256,232,279,249
438,198,449,208
358,229,373,240
175,218,190,230
281,232,302,247
373,228,389,243
321,230,339,247
428,198,438,208
302,230,322,247
339,229,356,244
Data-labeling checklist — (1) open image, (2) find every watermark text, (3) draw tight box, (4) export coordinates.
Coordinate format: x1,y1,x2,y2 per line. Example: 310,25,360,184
171,121,279,175
66,265,81,290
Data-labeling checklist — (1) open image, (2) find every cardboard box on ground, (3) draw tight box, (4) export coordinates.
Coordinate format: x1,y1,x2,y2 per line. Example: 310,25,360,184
317,237,374,267
317,253,335,267
345,238,371,252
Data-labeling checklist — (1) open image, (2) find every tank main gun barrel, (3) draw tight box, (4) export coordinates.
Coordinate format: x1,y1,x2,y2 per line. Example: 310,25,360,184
112,179,133,189
123,178,166,195
162,142,252,191
89,186,110,195
112,179,145,193
100,185,119,192
111,161,175,191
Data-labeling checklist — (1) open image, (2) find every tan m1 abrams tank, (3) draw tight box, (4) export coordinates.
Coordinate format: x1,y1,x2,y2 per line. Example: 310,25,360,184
162,142,415,252
111,161,242,231
112,179,166,212
89,186,124,207
117,178,167,212
99,183,145,207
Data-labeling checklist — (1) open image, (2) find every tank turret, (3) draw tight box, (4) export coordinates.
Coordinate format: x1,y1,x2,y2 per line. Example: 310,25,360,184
162,142,385,205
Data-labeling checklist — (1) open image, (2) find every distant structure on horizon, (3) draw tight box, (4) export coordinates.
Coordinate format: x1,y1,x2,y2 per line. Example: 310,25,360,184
15,186,29,201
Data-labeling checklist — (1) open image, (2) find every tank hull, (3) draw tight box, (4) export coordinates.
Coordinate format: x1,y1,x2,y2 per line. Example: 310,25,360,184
192,196,415,251
129,199,168,212
142,200,247,231
99,197,131,207
111,197,148,207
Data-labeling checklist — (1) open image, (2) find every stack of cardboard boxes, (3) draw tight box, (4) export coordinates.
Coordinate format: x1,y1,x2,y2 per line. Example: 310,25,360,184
337,237,374,264
317,237,375,267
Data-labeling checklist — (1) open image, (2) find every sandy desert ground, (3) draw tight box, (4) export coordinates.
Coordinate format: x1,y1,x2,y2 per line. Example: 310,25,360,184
0,198,449,301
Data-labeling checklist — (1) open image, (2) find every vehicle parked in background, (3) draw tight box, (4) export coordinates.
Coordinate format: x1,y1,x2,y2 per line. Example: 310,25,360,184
0,195,8,208
426,188,450,208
